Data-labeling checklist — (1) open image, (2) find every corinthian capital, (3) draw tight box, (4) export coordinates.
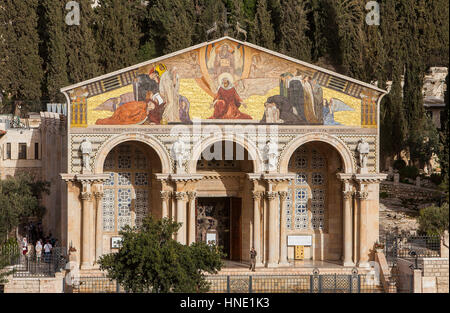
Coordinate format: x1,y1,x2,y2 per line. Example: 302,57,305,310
252,191,263,200
343,191,354,200
93,191,104,200
175,192,187,201
357,191,369,200
278,191,289,201
265,191,278,200
81,192,92,201
160,191,171,201
187,191,197,200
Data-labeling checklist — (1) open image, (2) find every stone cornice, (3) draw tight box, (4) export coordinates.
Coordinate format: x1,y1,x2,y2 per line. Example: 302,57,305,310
60,173,109,183
353,173,388,184
262,173,296,183
169,174,204,182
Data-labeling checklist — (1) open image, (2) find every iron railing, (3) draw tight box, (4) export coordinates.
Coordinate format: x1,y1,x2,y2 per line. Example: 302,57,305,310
383,234,441,266
70,271,395,293
5,247,68,278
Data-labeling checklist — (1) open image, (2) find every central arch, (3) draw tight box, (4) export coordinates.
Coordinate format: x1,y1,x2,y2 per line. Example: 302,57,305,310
188,134,263,174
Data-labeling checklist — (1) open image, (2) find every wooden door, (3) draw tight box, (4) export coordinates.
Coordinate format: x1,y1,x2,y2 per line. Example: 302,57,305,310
230,197,242,261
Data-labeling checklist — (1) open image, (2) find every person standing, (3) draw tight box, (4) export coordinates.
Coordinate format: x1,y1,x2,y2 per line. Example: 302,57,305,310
21,237,28,256
35,240,42,263
43,240,52,263
249,247,257,272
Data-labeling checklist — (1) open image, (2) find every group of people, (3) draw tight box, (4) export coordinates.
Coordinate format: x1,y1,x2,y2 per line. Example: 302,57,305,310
20,234,57,263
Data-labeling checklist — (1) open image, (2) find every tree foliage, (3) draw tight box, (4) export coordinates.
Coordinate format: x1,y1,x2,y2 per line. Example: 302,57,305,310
98,216,224,293
418,203,449,237
0,174,50,242
0,0,43,104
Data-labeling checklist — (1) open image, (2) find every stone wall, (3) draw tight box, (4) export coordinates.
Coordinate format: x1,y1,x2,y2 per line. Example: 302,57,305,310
380,181,442,201
3,272,65,293
419,258,449,293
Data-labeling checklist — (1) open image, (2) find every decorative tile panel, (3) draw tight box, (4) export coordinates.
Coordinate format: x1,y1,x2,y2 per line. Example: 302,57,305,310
118,188,132,230
102,189,115,232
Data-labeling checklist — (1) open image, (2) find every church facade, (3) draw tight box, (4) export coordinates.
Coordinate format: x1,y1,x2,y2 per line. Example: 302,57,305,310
56,37,387,270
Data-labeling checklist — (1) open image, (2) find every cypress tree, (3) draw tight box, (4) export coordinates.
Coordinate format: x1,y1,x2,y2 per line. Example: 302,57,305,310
193,0,226,43
331,0,367,81
40,0,69,102
252,0,276,49
64,0,101,83
148,0,195,54
94,0,143,73
278,0,312,62
0,0,43,110
438,74,449,185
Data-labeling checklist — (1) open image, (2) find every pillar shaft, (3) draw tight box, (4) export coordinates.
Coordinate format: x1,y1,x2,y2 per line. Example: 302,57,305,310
266,191,279,267
278,191,289,265
94,191,104,264
358,190,369,267
252,191,263,266
187,192,197,245
175,192,187,245
343,191,354,266
80,192,92,269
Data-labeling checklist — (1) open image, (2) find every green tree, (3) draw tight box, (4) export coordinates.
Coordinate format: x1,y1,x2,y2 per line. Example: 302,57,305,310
39,0,69,102
418,203,449,237
64,0,101,83
0,174,50,242
252,0,275,49
0,0,44,109
148,0,195,54
0,238,19,284
438,74,449,187
278,0,312,62
99,216,224,293
331,0,367,81
407,117,440,170
193,0,227,43
94,0,143,73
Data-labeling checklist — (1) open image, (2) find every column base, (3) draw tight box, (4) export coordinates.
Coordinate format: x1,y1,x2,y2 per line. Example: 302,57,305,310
266,262,279,268
80,262,93,270
255,262,264,268
278,261,290,267
358,261,370,268
343,261,355,267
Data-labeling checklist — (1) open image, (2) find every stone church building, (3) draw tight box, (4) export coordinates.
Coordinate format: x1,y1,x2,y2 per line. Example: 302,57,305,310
39,37,387,271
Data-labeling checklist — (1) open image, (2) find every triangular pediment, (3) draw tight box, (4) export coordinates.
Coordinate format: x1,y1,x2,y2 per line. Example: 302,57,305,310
63,37,385,128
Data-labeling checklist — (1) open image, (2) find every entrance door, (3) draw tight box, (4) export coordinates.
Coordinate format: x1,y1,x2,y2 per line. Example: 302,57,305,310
230,197,242,261
196,197,231,258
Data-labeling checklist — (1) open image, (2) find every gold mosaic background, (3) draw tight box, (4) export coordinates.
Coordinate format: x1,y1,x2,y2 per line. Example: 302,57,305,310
322,87,361,127
79,39,368,127
87,85,133,125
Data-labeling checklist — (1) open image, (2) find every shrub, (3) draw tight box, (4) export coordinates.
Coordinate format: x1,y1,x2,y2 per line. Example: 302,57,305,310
380,192,389,199
417,203,449,237
429,173,443,186
393,159,407,171
399,165,419,180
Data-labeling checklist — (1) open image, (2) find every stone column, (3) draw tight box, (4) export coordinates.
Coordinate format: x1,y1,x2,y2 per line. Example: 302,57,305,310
160,191,171,219
93,191,104,264
265,191,279,267
80,191,92,269
252,191,263,267
187,191,197,245
357,190,370,268
343,190,354,266
278,191,289,266
175,192,187,245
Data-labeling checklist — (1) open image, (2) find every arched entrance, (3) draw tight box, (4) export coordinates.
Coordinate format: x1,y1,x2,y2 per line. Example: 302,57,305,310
285,141,345,261
194,140,255,262
99,140,163,254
